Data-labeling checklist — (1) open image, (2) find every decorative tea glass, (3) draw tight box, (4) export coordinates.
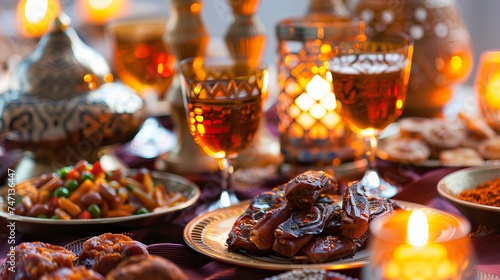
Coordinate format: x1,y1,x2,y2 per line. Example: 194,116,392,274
329,32,414,198
179,57,268,210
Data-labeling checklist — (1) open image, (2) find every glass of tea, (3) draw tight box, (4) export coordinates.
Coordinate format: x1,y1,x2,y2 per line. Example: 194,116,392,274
179,56,268,210
329,32,414,198
106,17,177,158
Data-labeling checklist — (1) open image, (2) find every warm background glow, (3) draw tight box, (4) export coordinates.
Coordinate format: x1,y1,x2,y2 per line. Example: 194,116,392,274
15,0,61,38
75,0,131,25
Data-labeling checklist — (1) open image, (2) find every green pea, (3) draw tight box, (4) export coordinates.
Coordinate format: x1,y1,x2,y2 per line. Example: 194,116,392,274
135,207,149,215
81,171,95,182
64,179,79,191
87,204,101,218
54,187,70,198
15,195,24,206
51,215,60,220
57,166,72,179
37,214,48,218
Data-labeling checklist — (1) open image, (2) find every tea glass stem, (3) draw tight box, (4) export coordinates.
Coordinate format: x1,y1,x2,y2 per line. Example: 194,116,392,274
209,158,239,211
360,133,398,198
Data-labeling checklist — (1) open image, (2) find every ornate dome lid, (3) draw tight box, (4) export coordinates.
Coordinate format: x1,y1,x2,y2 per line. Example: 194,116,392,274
9,12,113,100
0,12,145,164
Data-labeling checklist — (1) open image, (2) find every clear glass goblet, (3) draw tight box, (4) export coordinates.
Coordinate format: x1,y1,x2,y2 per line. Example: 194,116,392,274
106,17,177,158
329,32,414,198
179,56,268,210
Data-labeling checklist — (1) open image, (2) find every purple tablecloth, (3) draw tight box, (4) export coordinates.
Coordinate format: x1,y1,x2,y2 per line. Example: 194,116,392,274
0,148,499,279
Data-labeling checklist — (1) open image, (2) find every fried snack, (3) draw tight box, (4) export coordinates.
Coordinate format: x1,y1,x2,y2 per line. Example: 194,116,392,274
458,112,497,139
478,136,500,160
423,119,466,153
1,242,76,280
106,255,188,280
439,148,484,166
380,138,431,165
459,177,500,207
78,233,149,276
40,266,104,280
399,117,434,139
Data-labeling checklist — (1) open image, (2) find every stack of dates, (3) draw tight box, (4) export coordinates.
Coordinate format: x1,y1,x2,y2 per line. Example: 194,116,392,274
226,170,401,263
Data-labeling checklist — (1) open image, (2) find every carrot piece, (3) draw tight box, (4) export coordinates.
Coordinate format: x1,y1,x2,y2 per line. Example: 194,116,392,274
58,197,82,217
69,179,94,202
54,208,71,220
38,176,63,193
106,209,130,218
128,186,158,211
142,173,154,195
116,203,135,214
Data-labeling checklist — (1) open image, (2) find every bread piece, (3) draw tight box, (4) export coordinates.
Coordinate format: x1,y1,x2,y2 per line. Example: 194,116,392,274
439,148,484,166
106,255,187,280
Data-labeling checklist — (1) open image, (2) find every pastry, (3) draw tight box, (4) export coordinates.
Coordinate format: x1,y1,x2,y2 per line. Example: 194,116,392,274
40,266,104,280
478,136,500,160
423,119,466,156
78,233,149,276
439,148,484,166
380,138,431,165
106,255,188,280
458,112,497,139
1,242,76,280
398,117,434,139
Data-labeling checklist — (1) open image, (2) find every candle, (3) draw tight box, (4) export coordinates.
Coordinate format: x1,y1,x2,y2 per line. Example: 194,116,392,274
384,211,455,279
364,209,474,280
474,50,500,130
15,0,61,38
75,0,130,26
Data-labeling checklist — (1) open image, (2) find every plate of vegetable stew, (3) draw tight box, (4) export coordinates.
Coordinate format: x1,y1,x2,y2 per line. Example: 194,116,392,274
0,160,200,233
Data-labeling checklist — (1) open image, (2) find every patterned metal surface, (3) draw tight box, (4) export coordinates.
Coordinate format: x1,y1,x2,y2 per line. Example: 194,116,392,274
0,15,145,165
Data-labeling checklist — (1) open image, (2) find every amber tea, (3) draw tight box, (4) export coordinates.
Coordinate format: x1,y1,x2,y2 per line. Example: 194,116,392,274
187,96,263,159
110,23,175,99
331,60,407,134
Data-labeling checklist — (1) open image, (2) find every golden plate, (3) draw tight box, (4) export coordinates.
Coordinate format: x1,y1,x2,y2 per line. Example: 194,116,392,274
183,196,425,271
0,170,200,234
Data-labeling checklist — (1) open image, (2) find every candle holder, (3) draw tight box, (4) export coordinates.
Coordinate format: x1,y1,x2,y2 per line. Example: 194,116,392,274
474,50,500,132
275,18,365,175
364,209,475,280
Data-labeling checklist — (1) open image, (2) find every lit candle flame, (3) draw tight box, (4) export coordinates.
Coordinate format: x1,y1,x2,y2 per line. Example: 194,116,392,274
407,210,428,247
16,0,61,38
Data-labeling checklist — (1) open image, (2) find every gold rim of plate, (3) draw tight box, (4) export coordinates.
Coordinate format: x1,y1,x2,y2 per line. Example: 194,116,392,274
0,170,200,225
183,196,426,271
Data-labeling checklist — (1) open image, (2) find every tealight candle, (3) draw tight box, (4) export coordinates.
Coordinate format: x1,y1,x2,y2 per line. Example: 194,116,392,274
364,209,474,280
